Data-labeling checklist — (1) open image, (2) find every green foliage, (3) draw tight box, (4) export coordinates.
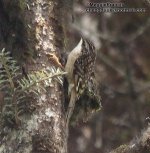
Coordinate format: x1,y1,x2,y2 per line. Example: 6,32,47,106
0,48,21,125
0,49,20,90
18,67,66,95
0,48,66,126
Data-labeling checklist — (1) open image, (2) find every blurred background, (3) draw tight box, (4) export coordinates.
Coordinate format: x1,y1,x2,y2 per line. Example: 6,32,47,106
65,0,150,153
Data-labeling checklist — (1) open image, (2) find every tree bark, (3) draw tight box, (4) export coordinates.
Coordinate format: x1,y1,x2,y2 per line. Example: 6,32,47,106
0,0,67,153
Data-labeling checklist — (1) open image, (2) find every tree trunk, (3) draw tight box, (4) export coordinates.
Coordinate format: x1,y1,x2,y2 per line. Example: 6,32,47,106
0,0,67,153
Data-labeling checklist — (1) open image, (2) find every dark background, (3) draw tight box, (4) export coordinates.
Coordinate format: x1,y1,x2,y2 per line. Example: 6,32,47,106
67,0,150,153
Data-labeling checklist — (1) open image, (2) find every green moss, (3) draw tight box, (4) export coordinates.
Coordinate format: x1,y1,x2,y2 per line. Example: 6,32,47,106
18,0,26,11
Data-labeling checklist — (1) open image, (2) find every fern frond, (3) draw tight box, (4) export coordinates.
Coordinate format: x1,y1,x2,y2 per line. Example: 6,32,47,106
0,48,20,91
0,48,67,126
18,67,66,93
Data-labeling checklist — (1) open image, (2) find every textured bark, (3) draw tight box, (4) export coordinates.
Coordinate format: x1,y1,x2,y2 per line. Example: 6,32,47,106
0,0,67,153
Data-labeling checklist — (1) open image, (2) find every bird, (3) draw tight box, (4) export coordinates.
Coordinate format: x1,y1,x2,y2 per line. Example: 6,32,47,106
64,37,97,125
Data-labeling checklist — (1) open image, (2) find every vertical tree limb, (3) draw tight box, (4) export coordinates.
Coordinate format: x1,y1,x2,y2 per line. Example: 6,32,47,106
0,0,67,153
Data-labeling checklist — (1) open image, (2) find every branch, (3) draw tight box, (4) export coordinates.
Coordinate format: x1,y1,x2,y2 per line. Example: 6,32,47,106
110,126,150,153
128,18,150,43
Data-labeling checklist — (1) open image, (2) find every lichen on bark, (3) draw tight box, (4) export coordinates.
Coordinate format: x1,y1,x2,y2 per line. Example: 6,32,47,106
0,0,67,153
